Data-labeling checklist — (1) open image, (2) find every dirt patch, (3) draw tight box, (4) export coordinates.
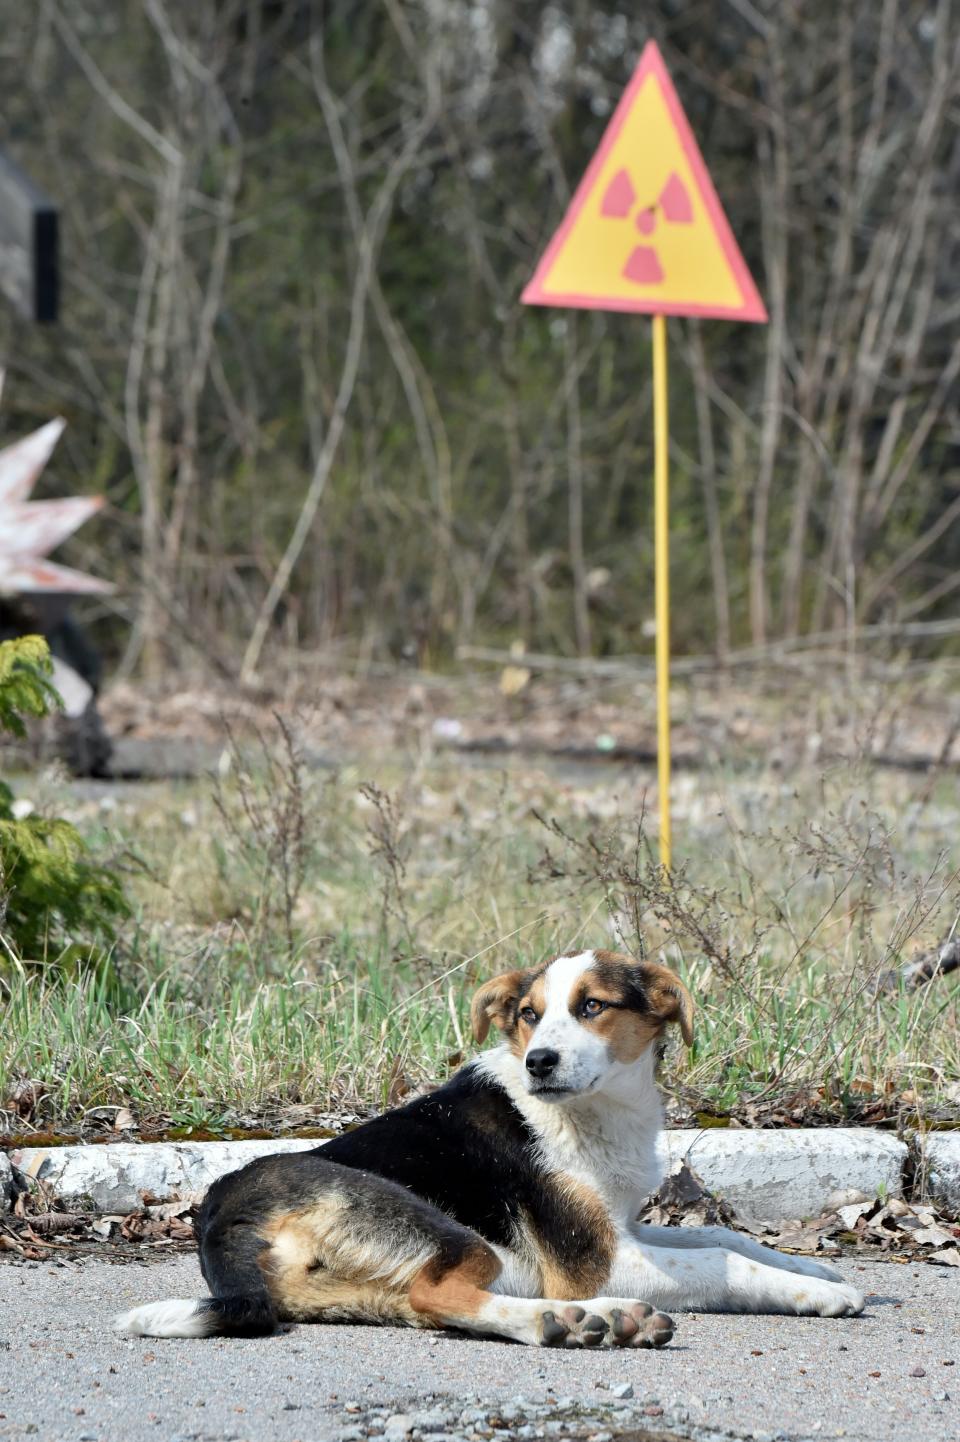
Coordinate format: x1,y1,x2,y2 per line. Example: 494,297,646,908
93,666,960,779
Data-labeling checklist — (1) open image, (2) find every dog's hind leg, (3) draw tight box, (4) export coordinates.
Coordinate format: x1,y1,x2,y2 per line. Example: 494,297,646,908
114,1151,675,1346
407,1252,674,1349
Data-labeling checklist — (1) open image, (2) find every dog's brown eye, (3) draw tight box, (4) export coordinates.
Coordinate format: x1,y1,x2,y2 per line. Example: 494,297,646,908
583,998,607,1018
519,1006,538,1025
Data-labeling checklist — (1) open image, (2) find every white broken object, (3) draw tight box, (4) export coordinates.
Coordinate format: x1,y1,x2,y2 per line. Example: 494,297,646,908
923,1134,960,1214
0,372,111,595
49,657,93,718
11,1129,912,1221
837,1200,876,1229
431,717,463,741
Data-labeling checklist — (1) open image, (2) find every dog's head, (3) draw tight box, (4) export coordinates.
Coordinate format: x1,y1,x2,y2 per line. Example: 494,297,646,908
471,949,693,1102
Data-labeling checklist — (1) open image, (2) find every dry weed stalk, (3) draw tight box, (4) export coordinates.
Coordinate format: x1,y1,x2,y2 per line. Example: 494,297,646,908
213,714,309,955
358,782,416,953
529,799,958,1102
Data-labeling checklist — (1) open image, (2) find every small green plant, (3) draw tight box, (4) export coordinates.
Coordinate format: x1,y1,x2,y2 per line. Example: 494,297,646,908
0,635,128,969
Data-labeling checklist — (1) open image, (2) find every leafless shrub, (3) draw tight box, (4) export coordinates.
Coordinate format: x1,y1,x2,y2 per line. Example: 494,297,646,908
213,714,309,956
528,793,959,1102
529,806,766,1002
358,782,416,954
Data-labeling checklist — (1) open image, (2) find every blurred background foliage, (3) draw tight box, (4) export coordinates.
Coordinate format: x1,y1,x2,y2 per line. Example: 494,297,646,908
0,0,957,677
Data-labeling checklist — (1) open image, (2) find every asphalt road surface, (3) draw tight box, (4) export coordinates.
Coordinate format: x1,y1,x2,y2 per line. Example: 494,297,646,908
0,1254,956,1442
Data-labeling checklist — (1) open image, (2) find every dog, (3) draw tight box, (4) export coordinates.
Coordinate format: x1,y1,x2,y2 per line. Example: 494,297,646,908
115,949,864,1347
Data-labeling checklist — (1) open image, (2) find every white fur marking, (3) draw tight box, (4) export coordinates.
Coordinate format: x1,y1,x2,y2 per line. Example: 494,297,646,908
528,951,613,1097
113,1298,210,1338
474,1041,665,1226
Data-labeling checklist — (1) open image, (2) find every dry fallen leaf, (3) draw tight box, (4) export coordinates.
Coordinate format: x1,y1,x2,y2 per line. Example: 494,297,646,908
637,1160,737,1230
909,1225,955,1248
640,1171,958,1266
825,1188,872,1211
4,1080,46,1121
499,665,531,698
21,1212,82,1237
837,1201,874,1229
120,1212,194,1243
144,1200,196,1222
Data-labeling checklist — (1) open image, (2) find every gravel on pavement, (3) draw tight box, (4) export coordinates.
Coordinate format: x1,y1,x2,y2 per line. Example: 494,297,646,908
0,1254,956,1442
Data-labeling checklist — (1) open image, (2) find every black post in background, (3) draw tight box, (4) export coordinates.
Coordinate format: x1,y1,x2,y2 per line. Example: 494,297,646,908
0,150,59,324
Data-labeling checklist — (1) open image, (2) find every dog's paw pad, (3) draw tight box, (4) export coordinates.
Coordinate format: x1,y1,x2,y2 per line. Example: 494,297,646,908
609,1307,638,1342
622,1302,674,1348
539,1310,571,1347
578,1313,610,1347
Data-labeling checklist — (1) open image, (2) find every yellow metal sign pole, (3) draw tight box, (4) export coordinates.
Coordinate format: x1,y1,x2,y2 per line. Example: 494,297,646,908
652,313,671,870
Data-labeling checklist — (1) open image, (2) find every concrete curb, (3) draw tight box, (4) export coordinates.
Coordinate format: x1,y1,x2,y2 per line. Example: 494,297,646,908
920,1133,960,1213
5,1128,915,1223
9,1138,318,1215
660,1127,906,1221
0,1150,13,1210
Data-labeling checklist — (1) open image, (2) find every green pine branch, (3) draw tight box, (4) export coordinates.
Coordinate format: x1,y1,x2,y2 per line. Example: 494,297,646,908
0,635,129,969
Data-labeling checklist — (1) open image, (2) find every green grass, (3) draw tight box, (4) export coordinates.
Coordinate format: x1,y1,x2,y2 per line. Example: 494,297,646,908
1,731,958,1132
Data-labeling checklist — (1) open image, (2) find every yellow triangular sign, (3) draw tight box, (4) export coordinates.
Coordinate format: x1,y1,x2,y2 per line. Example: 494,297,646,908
523,41,766,322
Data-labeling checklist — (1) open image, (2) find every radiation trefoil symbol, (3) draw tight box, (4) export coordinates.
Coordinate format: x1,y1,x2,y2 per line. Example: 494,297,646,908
599,168,693,287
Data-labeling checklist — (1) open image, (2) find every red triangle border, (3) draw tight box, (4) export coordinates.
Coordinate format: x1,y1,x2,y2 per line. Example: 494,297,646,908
521,40,768,323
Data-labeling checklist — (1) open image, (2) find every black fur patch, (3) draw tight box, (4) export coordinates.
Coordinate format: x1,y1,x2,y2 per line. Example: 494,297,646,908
319,1061,608,1283
197,1058,616,1310
577,953,653,1014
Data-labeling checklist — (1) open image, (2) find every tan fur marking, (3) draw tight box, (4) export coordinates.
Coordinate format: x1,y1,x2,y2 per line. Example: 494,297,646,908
529,1177,616,1299
594,1006,664,1063
274,1273,422,1326
525,974,548,1012
257,1196,436,1325
259,1210,422,1324
512,973,548,1056
470,969,527,1043
642,963,695,1047
584,951,695,1048
408,1245,501,1325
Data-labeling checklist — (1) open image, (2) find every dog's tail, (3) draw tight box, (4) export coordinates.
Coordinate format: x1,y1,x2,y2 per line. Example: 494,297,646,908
113,1290,276,1338
113,1224,277,1339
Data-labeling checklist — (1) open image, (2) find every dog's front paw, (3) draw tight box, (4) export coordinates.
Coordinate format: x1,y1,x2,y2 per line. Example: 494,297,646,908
538,1300,674,1349
787,1279,865,1317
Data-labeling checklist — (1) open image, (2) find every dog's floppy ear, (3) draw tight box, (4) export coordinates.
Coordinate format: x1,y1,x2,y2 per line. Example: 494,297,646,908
470,969,526,1043
642,963,695,1047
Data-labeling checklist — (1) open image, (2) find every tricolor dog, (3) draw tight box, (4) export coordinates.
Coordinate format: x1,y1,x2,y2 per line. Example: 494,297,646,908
115,950,864,1346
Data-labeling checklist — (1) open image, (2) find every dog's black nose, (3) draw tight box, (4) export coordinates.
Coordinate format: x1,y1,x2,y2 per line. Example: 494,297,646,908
526,1048,560,1078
